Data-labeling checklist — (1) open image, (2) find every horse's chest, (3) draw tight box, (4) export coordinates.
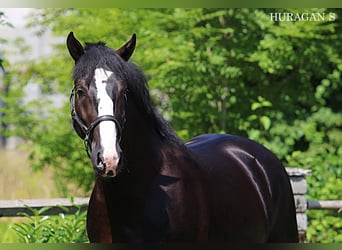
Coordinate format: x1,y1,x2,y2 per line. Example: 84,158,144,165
122,180,194,241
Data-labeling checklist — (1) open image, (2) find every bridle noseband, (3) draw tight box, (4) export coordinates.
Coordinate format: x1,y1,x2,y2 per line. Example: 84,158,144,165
70,87,123,158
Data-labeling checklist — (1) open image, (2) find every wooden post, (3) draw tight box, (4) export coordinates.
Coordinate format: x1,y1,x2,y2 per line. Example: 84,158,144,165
286,168,311,243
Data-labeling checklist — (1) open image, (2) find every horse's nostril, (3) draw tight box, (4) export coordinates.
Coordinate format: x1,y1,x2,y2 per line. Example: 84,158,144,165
96,152,105,171
97,161,105,171
97,152,101,164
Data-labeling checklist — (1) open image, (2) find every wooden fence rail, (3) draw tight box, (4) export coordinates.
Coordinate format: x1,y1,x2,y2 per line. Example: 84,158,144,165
307,200,342,211
0,197,89,217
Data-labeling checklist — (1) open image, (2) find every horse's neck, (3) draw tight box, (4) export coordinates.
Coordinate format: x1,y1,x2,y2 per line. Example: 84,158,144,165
121,100,166,174
120,97,193,182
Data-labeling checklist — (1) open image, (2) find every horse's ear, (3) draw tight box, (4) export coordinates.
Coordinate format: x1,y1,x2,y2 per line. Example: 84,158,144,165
67,32,84,62
116,34,136,61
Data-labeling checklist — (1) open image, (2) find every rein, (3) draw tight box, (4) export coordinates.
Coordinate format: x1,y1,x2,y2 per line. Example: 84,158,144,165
70,87,123,158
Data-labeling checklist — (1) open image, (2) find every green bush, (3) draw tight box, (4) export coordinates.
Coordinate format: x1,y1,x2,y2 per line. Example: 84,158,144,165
12,203,88,243
307,210,342,243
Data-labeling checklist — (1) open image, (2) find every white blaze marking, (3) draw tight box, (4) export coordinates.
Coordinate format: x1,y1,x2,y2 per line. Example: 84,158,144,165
94,68,119,168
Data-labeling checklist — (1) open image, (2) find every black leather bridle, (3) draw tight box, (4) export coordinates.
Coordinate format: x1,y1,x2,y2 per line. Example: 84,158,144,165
70,87,123,158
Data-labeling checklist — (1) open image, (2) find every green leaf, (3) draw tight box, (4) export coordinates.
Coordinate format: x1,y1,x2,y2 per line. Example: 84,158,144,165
260,116,271,130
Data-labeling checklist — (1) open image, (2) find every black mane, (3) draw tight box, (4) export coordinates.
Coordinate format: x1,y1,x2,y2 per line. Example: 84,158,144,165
72,42,182,146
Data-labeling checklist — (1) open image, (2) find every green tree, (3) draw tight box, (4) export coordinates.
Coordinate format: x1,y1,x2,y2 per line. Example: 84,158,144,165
0,11,8,70
0,10,14,67
1,9,341,242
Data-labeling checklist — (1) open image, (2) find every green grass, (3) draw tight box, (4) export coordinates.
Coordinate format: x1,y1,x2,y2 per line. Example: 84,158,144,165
0,148,57,243
0,218,22,243
0,148,59,200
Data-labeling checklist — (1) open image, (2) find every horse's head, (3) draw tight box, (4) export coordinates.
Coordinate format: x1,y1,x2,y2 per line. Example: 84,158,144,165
67,32,136,177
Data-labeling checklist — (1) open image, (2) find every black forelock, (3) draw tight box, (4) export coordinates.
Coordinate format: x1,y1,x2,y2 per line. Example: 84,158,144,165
73,42,122,82
84,41,106,50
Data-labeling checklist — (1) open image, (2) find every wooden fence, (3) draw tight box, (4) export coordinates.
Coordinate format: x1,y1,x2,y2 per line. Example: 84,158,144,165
0,197,89,217
0,168,341,242
286,168,342,242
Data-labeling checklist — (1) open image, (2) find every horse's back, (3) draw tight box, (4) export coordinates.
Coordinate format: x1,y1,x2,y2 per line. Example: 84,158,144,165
186,134,298,242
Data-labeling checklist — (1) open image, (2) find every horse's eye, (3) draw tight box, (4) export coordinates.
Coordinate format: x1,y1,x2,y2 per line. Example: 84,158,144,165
76,88,86,97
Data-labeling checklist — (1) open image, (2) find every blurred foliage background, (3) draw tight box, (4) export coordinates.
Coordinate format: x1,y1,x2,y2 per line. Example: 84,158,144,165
0,9,341,242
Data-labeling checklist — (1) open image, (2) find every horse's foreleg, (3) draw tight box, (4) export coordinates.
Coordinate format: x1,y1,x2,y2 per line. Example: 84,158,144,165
87,178,113,243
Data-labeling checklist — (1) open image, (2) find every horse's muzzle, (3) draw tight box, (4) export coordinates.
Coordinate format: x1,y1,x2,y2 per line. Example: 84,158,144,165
95,152,121,177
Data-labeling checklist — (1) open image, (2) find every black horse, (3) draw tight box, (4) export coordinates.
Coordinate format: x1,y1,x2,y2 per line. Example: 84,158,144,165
67,32,298,244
